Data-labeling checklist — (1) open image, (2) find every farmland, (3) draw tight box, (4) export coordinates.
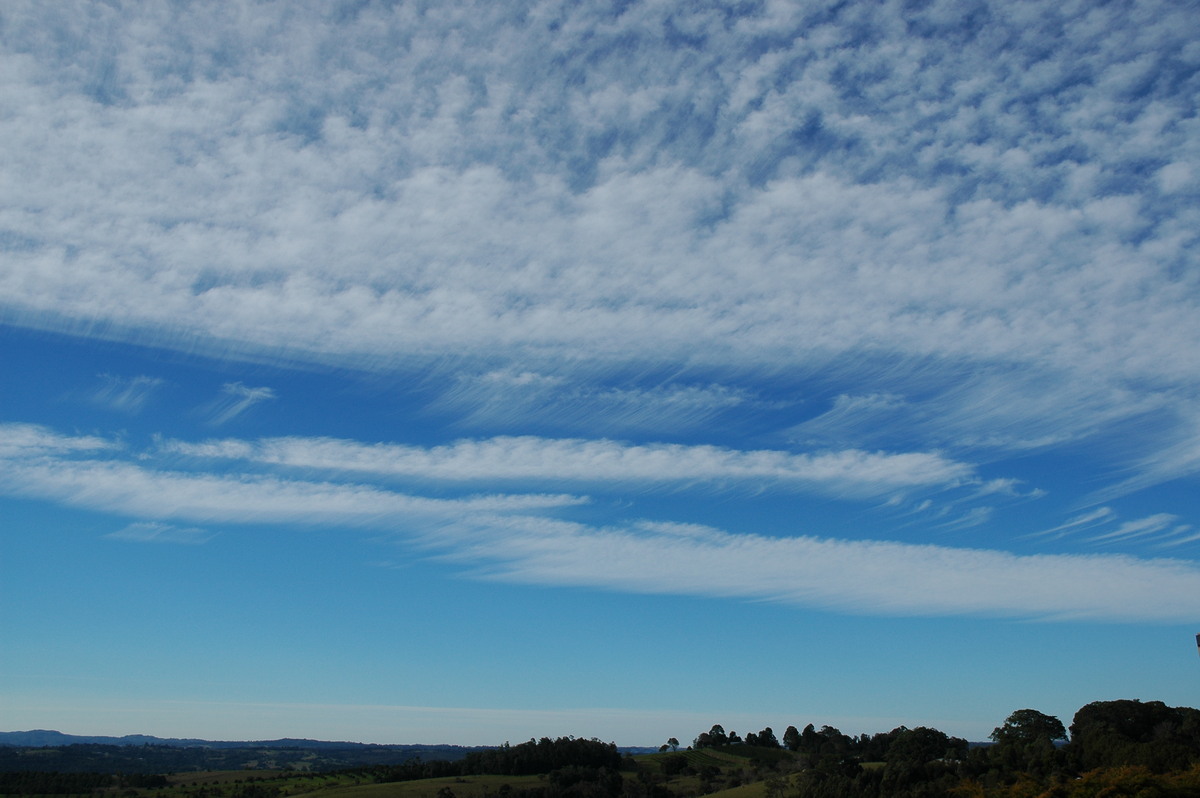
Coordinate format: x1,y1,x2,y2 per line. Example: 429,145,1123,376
4,701,1200,798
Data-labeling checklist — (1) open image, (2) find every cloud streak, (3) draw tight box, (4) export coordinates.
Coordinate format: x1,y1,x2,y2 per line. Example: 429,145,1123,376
0,424,584,528
105,521,215,545
423,516,1200,624
162,433,974,496
1,421,1194,622
92,374,164,414
204,382,277,426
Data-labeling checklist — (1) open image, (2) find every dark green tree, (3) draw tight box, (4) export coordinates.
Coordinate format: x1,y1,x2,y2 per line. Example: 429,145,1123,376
990,709,1067,745
987,709,1067,778
755,727,780,749
885,726,963,767
1068,699,1200,772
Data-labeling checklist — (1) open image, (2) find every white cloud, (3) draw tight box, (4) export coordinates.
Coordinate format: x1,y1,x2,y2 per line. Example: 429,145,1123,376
0,423,117,459
0,458,584,526
204,382,277,426
1085,407,1200,503
162,433,974,496
0,424,585,528
973,478,1043,499
106,521,214,545
1,423,1193,622
421,515,1200,623
434,369,753,435
1087,513,1179,545
1025,508,1196,550
1156,162,1193,194
2,0,1196,408
1157,528,1200,548
0,1,1197,619
1025,507,1115,541
92,374,165,413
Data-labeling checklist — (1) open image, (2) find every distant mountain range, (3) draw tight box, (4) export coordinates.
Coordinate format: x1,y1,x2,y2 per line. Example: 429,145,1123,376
0,729,474,752
0,730,660,756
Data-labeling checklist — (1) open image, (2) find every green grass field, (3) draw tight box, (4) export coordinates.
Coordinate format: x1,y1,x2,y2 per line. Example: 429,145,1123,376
699,784,768,798
4,745,806,798
287,774,546,798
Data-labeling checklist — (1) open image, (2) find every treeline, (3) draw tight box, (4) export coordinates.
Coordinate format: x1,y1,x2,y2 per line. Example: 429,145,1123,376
692,722,968,765
354,737,623,782
0,771,168,795
684,699,1200,798
4,700,1198,798
461,737,623,776
343,738,626,798
0,742,476,775
0,737,624,798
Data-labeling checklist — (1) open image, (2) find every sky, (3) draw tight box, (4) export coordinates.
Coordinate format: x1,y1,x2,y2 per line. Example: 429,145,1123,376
2,0,1199,747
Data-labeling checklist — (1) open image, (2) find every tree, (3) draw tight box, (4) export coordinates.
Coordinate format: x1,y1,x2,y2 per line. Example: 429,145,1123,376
1068,699,1200,772
801,723,821,752
756,727,780,749
885,727,961,767
659,754,688,775
707,725,729,747
990,709,1067,745
988,709,1067,777
667,737,679,752
782,726,801,752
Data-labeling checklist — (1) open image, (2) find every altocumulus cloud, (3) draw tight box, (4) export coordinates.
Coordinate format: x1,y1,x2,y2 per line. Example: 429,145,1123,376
2,1,1197,438
0,0,1198,627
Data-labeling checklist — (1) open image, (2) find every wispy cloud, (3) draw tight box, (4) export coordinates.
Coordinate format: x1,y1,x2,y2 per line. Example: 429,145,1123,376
1,423,1194,622
204,383,277,426
437,370,752,435
1084,409,1200,503
0,424,584,528
1026,508,1196,550
972,479,1045,499
934,506,994,531
105,521,214,545
92,374,164,414
422,516,1200,623
1025,508,1116,541
162,433,974,496
0,423,116,459
1087,513,1180,545
1,458,585,527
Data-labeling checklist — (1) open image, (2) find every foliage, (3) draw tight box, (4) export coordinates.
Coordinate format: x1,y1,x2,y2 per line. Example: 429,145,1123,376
989,711,1067,746
5,700,1200,798
0,742,476,775
1067,699,1200,773
460,738,622,777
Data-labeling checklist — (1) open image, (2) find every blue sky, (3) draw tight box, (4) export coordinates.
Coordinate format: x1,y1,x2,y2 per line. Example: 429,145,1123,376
2,0,1199,746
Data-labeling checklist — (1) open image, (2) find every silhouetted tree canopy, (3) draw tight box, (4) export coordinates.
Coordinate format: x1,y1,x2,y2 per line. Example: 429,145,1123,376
990,709,1067,745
